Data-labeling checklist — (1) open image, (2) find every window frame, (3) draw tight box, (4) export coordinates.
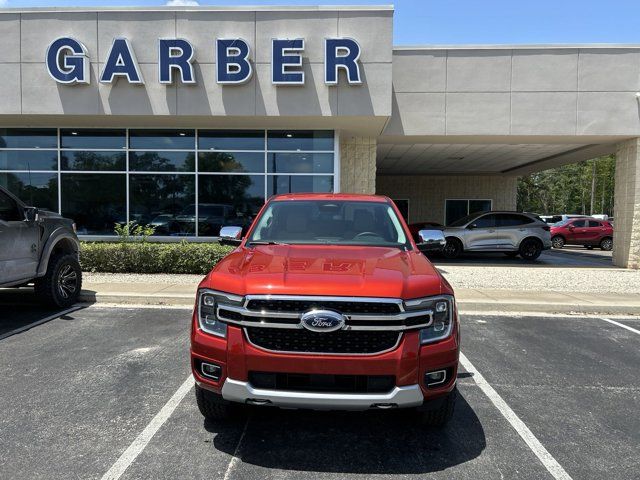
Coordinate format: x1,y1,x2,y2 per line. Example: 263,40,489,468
444,198,493,226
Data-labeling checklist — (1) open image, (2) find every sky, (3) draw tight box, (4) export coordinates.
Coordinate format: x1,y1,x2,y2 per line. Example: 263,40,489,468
1,0,639,46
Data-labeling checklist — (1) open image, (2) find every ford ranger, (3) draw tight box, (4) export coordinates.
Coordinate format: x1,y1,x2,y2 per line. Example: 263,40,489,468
191,194,459,426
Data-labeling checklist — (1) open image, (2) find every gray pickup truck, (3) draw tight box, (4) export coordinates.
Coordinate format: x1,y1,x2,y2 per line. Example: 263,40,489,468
0,185,82,307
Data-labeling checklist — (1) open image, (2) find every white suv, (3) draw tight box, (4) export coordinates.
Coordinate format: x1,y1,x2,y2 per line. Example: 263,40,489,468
441,211,552,261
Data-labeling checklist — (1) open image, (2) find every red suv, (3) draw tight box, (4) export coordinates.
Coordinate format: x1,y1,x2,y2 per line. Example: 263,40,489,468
550,218,613,250
191,194,459,426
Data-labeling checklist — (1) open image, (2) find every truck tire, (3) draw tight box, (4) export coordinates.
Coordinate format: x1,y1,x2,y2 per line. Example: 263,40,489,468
34,253,82,308
420,387,457,427
195,384,241,421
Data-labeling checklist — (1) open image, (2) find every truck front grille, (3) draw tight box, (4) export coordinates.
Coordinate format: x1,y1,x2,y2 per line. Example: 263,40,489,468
248,371,396,393
246,298,401,315
245,327,401,355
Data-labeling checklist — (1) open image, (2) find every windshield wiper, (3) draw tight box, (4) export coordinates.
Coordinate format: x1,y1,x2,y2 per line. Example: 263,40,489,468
248,240,290,246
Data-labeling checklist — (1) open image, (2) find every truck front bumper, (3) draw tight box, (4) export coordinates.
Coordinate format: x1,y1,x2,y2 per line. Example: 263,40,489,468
219,378,424,410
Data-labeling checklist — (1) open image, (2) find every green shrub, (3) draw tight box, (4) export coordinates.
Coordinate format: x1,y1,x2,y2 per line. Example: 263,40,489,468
80,241,234,274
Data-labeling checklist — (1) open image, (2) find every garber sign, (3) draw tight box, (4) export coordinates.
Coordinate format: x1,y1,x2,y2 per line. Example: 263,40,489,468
46,37,362,86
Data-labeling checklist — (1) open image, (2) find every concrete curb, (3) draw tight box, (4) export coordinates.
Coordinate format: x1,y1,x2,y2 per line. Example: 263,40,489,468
79,290,640,315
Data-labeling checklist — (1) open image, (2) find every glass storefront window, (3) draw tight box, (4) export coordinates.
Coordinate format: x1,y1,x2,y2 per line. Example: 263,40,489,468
60,129,126,149
129,129,195,150
0,129,335,236
267,153,333,174
267,175,333,196
129,151,195,172
267,130,333,151
199,152,264,173
129,174,196,236
199,130,264,151
61,151,126,171
0,150,58,170
0,128,57,149
0,172,58,212
198,174,265,236
61,174,126,235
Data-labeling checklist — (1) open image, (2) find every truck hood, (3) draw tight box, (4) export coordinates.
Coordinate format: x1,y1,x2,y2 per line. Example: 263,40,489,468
201,244,447,299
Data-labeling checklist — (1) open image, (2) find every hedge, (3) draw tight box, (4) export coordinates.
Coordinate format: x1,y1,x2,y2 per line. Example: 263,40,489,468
80,241,234,274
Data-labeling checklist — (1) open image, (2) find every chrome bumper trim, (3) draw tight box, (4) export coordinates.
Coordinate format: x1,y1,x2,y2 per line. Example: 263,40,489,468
221,378,424,410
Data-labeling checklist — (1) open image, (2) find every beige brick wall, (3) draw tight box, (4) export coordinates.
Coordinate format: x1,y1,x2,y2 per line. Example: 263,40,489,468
613,139,640,269
340,136,376,194
376,175,518,224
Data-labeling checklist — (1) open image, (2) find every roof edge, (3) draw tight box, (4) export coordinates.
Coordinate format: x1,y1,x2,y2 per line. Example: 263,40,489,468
394,43,640,51
1,5,394,14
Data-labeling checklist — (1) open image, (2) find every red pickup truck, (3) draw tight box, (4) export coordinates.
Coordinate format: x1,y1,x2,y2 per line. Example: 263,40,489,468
190,194,459,426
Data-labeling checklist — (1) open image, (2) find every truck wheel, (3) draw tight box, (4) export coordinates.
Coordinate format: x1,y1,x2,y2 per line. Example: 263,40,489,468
442,238,463,259
551,236,565,249
34,253,82,308
519,238,542,261
600,237,613,251
195,384,241,421
420,387,457,427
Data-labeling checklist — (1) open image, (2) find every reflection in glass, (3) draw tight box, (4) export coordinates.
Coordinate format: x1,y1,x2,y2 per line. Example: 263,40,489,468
61,151,125,171
267,153,333,173
198,175,265,236
199,130,264,151
61,174,126,235
60,129,126,149
0,128,57,149
267,130,333,151
199,152,264,173
0,150,58,170
129,174,196,236
0,172,58,211
129,129,195,150
267,175,333,196
129,151,195,172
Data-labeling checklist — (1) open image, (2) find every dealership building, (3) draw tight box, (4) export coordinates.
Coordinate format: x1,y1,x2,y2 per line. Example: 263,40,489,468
0,5,639,268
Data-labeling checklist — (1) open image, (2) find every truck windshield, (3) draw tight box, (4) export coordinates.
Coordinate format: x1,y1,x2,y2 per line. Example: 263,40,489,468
248,200,410,249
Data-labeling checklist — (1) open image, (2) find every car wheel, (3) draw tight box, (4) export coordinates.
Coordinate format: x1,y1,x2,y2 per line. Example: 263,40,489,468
419,387,457,427
519,238,543,261
195,384,242,421
34,253,82,308
600,237,613,251
442,238,463,259
551,236,565,249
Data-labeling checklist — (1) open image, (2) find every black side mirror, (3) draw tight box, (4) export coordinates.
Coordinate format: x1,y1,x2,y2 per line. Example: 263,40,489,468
24,206,39,222
467,223,477,230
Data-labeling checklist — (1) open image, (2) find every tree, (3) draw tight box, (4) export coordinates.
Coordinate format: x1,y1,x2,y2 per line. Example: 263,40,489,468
516,155,615,216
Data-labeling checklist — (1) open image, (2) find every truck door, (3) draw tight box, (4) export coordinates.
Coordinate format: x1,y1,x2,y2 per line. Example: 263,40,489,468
0,190,40,284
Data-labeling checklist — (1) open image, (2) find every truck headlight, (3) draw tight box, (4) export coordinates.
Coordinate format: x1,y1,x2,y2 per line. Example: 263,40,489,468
198,290,243,338
404,295,455,345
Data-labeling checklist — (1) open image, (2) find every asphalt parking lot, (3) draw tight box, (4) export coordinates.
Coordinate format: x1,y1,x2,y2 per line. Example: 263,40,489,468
0,305,638,480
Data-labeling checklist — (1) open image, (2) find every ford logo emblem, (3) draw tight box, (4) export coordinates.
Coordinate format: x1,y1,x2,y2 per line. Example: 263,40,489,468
300,310,345,333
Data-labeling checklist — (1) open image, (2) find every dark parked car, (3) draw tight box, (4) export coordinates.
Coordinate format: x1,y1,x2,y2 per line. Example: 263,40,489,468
0,186,82,307
550,218,613,250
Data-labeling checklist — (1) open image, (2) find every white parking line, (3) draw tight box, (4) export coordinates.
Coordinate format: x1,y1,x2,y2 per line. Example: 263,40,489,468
459,352,573,480
0,305,82,340
100,375,194,480
223,416,250,480
601,317,640,336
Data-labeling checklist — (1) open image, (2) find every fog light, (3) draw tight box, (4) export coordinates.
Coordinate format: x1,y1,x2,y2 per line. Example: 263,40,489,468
200,362,221,381
425,369,447,387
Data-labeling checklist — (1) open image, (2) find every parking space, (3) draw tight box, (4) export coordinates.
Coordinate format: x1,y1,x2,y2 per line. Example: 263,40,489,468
432,246,613,268
0,305,638,480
